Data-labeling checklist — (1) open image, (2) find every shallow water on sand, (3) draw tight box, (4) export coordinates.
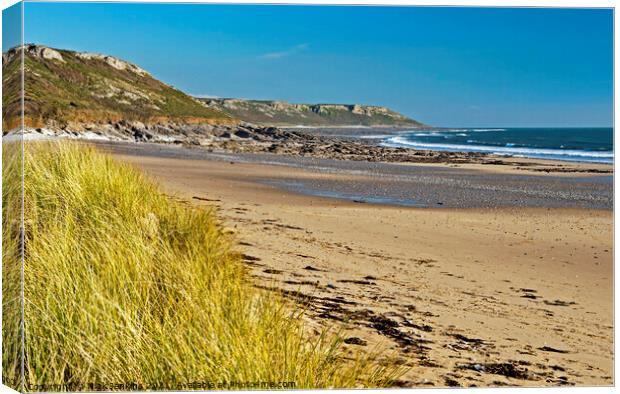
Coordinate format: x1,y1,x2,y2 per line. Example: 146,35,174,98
97,142,613,210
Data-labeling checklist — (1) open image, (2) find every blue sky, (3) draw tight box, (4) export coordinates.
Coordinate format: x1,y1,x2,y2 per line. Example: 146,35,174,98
2,2,21,51
18,3,614,127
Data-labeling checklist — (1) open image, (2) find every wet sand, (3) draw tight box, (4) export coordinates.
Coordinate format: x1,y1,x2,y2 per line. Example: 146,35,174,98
102,142,613,387
100,142,612,210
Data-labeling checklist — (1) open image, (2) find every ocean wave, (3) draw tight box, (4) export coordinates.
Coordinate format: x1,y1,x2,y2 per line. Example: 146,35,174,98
411,128,504,135
358,134,397,139
410,132,441,137
382,136,613,163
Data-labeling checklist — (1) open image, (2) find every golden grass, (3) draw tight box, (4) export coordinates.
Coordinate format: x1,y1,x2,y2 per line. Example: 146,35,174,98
2,141,23,391
2,141,403,391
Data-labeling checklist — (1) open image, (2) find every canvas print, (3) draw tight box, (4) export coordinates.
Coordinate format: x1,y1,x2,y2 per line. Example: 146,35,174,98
2,1,614,391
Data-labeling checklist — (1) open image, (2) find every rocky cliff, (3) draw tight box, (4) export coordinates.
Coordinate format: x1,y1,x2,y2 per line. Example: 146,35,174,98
199,98,425,128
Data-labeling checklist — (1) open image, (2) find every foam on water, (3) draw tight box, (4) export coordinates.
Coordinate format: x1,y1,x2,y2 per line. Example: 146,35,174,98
379,127,613,164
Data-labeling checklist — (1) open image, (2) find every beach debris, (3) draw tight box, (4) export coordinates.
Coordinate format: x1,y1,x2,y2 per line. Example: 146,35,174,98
443,377,461,387
275,223,304,230
402,319,433,332
322,296,357,306
458,362,532,380
413,258,437,265
538,346,570,354
543,299,576,307
192,195,221,202
240,253,264,267
241,254,261,262
326,283,336,289
344,337,367,346
284,280,320,287
519,288,540,299
418,358,441,368
367,314,428,351
451,333,486,345
337,279,375,285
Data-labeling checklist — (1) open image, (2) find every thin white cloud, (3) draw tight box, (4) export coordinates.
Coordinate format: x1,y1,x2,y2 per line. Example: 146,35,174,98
259,43,309,59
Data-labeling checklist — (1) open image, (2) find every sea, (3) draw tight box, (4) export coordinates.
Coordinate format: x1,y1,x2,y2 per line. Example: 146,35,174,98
370,127,613,164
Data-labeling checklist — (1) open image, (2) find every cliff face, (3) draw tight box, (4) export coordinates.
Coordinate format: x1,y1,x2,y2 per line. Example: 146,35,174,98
2,44,234,131
199,98,425,128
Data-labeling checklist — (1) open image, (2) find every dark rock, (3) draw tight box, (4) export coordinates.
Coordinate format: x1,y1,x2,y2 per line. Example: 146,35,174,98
344,337,367,346
459,362,531,380
234,130,252,139
538,346,569,354
444,377,461,387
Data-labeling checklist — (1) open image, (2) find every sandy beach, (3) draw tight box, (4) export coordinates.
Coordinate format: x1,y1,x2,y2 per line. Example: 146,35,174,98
3,5,614,390
101,142,613,387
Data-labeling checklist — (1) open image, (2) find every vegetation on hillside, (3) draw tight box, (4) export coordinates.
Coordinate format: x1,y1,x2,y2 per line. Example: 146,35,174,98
2,45,234,131
2,141,403,390
1,45,424,131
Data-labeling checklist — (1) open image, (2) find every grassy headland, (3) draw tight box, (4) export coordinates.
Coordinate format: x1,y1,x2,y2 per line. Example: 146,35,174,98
2,45,423,132
2,141,402,390
3,45,234,130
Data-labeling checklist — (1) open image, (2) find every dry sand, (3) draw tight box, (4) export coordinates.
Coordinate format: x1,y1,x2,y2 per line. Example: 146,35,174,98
111,149,613,388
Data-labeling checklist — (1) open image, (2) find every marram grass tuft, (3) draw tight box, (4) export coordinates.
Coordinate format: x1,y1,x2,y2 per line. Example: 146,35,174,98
2,141,404,391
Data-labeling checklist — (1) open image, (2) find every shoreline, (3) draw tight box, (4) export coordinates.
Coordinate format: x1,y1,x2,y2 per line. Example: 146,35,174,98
7,127,614,177
104,143,613,387
95,141,613,210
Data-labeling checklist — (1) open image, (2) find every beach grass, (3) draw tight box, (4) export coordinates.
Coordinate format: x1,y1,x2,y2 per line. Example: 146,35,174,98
2,141,24,391
2,140,403,390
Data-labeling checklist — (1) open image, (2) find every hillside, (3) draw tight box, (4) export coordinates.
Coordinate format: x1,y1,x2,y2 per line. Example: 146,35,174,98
2,44,425,146
2,44,235,131
199,98,425,128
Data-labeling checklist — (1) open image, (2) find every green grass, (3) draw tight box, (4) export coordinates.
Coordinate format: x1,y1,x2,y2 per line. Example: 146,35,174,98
3,48,233,129
2,141,403,391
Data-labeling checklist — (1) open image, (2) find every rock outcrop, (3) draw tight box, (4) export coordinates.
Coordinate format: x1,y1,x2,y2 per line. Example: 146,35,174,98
3,44,65,65
199,98,425,128
75,51,149,75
